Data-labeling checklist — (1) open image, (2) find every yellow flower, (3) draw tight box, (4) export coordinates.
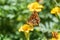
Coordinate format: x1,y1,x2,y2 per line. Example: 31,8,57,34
50,33,60,40
18,24,33,33
49,38,57,40
51,7,60,14
27,2,44,12
57,33,60,40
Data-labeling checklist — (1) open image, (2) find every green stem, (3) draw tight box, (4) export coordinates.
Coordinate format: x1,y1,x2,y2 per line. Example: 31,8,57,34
57,13,60,20
25,32,30,40
55,13,60,21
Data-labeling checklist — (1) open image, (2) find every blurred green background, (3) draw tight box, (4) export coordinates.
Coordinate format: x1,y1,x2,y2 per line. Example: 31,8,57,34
0,0,60,40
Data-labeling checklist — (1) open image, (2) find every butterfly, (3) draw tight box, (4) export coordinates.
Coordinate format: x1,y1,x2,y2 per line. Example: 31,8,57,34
52,32,58,39
27,11,40,26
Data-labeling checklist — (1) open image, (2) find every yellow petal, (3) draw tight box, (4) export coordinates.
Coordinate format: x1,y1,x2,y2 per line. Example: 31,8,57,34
35,9,42,12
51,9,57,14
27,2,44,12
18,24,33,33
51,7,60,14
50,38,56,40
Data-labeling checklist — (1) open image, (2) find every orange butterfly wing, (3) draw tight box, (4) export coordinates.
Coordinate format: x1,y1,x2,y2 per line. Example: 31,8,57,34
27,12,40,26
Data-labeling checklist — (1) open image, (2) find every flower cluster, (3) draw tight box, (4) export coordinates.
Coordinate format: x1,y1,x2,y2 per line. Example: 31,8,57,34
18,0,60,40
18,0,43,33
